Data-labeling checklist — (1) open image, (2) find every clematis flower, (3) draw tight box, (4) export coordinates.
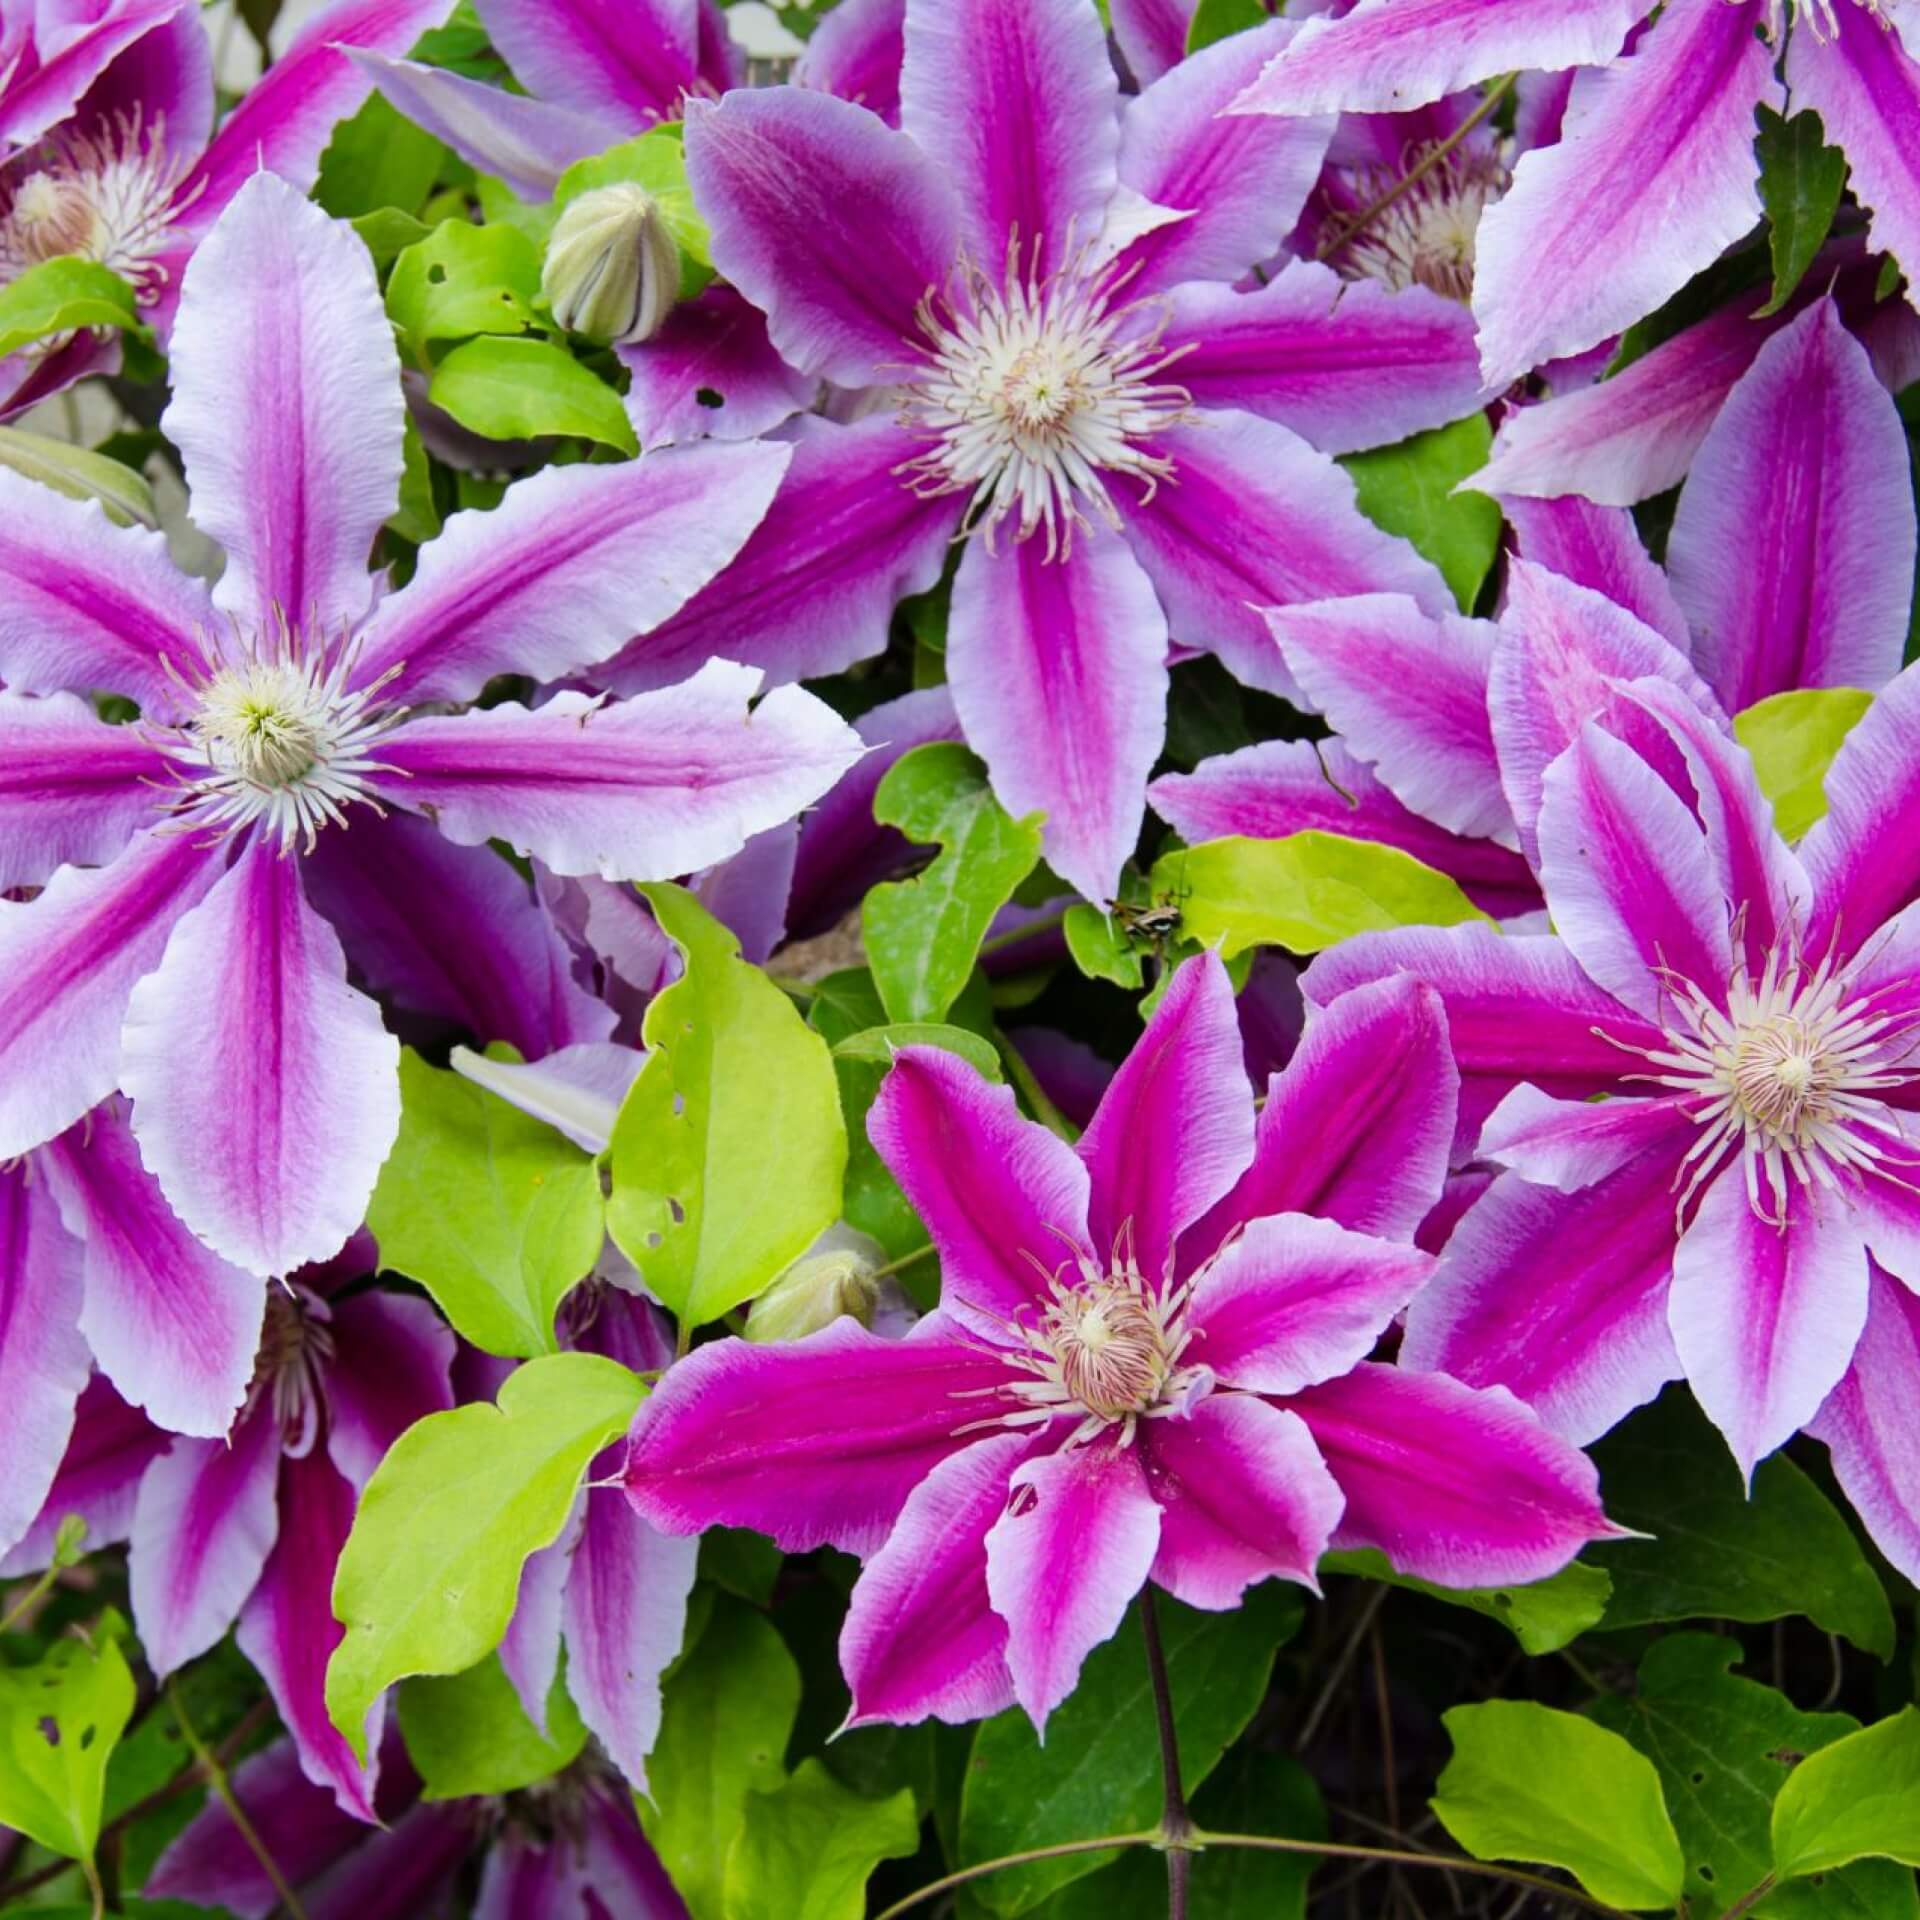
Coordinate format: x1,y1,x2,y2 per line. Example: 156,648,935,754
0,0,459,416
0,169,861,1288
623,951,1615,1732
1233,0,1920,387
595,0,1497,901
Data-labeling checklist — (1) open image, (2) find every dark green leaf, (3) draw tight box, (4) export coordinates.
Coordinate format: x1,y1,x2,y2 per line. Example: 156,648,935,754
313,92,448,220
398,1652,587,1799
1185,0,1269,52
698,1527,784,1607
429,335,638,453
1322,1548,1612,1656
1754,107,1848,318
1340,415,1503,613
725,1759,919,1920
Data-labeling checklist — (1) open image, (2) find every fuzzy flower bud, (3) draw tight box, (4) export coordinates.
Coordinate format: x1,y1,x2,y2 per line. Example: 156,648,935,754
541,183,679,345
746,1226,908,1344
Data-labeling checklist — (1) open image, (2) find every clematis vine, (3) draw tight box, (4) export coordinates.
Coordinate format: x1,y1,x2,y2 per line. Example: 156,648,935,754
1234,0,1920,386
624,951,1616,1731
0,168,862,1292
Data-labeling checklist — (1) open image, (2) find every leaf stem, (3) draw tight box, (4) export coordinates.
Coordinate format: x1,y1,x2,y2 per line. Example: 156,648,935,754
869,1834,1161,1919
1140,1587,1194,1919
868,1242,938,1283
996,1030,1076,1142
0,1562,66,1636
1720,1875,1777,1920
978,907,1069,958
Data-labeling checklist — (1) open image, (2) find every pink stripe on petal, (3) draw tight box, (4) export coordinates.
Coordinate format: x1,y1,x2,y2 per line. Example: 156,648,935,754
795,0,904,123
1502,494,1690,653
0,1377,168,1578
0,0,182,150
121,838,401,1278
1109,0,1192,87
323,1291,455,1492
1143,1393,1342,1609
305,1803,472,1920
474,0,699,127
1293,1363,1613,1587
620,283,818,449
1479,1085,1698,1193
65,0,213,175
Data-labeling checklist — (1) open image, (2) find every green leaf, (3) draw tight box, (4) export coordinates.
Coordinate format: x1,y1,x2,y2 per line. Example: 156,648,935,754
959,1587,1303,1915
1754,107,1848,318
1592,1634,1918,1919
1322,1549,1612,1657
1433,1701,1686,1912
0,424,155,527
388,217,544,355
1185,0,1268,52
1774,1711,1920,1883
639,1598,801,1920
1733,687,1873,841
606,883,845,1327
397,1651,587,1800
313,91,448,219
1064,903,1147,989
390,415,442,545
0,258,144,358
367,1048,605,1359
1150,831,1489,958
863,744,1044,1023
429,335,638,453
0,1627,135,1863
830,1022,1003,1079
1591,1387,1894,1656
325,1351,644,1762
698,1526,784,1607
27,1904,235,1919
351,206,433,270
1341,415,1503,613
725,1759,920,1920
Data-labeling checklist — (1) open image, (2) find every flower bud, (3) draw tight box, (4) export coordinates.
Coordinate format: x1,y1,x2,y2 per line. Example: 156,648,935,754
746,1226,896,1344
541,182,680,346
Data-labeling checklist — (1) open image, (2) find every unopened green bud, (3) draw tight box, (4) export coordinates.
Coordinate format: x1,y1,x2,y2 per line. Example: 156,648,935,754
542,182,679,345
746,1227,892,1344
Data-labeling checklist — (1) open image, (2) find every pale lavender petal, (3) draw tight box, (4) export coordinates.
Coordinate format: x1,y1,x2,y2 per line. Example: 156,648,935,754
947,518,1168,904
120,836,401,1278
1471,0,1778,387
1292,1364,1615,1586
0,827,222,1161
985,1439,1160,1734
1109,0,1192,87
370,666,860,883
0,1166,89,1562
41,1103,262,1438
795,0,903,123
594,417,958,698
1401,1150,1688,1446
1116,22,1332,295
620,283,817,448
1162,262,1488,457
577,1785,689,1920
1666,297,1915,712
1478,1084,1698,1192
499,1500,577,1735
690,821,797,966
163,172,400,633
0,466,215,711
1143,1393,1342,1608
0,1378,167,1577
1184,1213,1431,1397
475,0,700,125
622,1315,1015,1555
1669,1169,1870,1483
450,1042,643,1157
324,1291,456,1491
899,0,1117,284
129,1402,282,1675
868,1044,1093,1328
305,1804,472,1920
684,87,958,388
1117,410,1450,702
1078,950,1253,1283
843,1431,1032,1727
1500,493,1689,652
561,1485,698,1787
353,438,791,707
303,811,615,1060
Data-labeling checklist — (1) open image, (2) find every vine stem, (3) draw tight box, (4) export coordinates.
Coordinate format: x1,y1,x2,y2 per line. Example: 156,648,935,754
1139,1588,1194,1919
0,1561,66,1635
1720,1874,1777,1919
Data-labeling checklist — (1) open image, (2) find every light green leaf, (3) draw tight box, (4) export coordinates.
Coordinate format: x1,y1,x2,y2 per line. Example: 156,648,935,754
606,883,846,1327
1774,1711,1920,1883
1150,831,1489,959
313,91,447,220
388,217,544,355
1733,687,1873,841
830,1022,1003,1079
351,206,433,270
1322,1549,1612,1657
863,743,1044,1023
1754,107,1849,318
639,1598,802,1920
326,1351,644,1762
397,1652,587,1800
429,335,638,453
555,126,713,288
1185,0,1268,51
1064,903,1147,989
1434,1702,1686,1912
367,1048,605,1359
0,1628,135,1863
1341,415,1503,613
0,424,155,527
725,1759,920,1920
0,258,144,358
960,1587,1303,1915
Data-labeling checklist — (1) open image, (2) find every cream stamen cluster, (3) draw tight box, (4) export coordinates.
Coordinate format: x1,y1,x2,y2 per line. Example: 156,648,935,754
1326,142,1509,304
253,1284,337,1455
1761,0,1893,41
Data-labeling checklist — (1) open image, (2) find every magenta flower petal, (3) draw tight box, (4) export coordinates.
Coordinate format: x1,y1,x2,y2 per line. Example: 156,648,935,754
948,522,1168,904
795,0,905,125
41,1103,262,1439
621,283,819,448
1502,494,1691,652
120,837,401,1278
323,1292,456,1492
0,0,182,151
303,1804,473,1920
985,1439,1161,1734
66,0,214,173
1666,299,1915,713
474,0,704,129
684,87,959,389
0,1378,168,1579
1472,0,1777,386
1292,1363,1613,1587
1078,950,1253,1282
623,1316,1015,1555
868,1045,1093,1329
898,0,1118,285
1163,264,1488,458
1478,1084,1698,1194
1144,1395,1342,1609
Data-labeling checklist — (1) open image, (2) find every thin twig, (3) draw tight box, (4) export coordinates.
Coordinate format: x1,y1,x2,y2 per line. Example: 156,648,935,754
1720,1875,1777,1920
1294,1585,1388,1751
0,1562,66,1636
869,1833,1161,1919
1140,1588,1194,1919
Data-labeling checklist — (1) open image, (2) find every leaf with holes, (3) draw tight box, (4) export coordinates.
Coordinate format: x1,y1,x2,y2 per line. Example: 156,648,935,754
0,1624,135,1864
387,217,544,357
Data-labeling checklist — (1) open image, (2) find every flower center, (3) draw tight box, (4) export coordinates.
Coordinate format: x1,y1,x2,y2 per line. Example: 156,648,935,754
253,1284,335,1455
1045,1278,1176,1421
1323,142,1509,304
1760,0,1892,41
894,243,1193,558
